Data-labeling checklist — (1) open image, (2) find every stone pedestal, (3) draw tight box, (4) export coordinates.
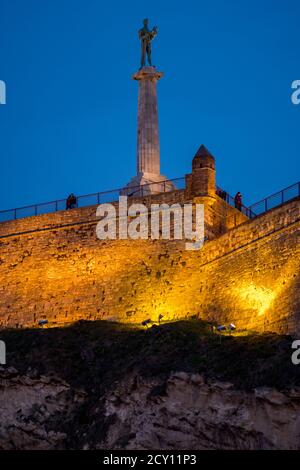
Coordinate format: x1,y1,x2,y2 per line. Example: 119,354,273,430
122,67,175,196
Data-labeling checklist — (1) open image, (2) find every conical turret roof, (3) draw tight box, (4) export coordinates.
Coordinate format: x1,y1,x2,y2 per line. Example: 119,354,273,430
194,145,215,160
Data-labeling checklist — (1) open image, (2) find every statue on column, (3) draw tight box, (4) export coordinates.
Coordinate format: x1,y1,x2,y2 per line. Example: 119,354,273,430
138,19,158,68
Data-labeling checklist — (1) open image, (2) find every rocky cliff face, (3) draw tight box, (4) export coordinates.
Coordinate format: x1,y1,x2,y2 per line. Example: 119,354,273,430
102,372,300,450
1,367,300,450
0,367,86,450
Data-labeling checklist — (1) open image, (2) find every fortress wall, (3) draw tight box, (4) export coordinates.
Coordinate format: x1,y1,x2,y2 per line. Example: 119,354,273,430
0,190,246,245
0,197,299,334
0,189,188,238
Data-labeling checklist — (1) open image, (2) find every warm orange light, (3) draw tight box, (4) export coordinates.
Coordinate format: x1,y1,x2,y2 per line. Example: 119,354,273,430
237,283,276,316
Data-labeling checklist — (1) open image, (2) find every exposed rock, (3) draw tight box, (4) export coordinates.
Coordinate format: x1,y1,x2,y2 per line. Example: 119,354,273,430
0,367,86,450
101,372,300,450
1,319,300,450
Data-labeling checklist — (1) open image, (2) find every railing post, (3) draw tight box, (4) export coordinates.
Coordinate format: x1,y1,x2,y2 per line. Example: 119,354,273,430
2,177,297,226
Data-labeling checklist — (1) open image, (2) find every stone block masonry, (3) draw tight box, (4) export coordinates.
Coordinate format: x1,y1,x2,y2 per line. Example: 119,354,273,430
0,194,299,334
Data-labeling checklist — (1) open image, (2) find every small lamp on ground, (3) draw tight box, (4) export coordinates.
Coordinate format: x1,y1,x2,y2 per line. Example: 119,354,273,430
141,319,152,329
217,325,227,332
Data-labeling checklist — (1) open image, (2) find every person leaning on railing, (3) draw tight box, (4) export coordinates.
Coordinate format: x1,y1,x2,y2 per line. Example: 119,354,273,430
234,192,243,212
66,193,77,210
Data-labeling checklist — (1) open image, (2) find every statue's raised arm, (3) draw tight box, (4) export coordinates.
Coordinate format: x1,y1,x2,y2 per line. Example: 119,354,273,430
138,19,158,69
150,25,158,40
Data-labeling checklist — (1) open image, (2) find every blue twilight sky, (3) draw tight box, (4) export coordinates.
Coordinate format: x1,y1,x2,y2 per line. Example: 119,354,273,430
1,0,299,210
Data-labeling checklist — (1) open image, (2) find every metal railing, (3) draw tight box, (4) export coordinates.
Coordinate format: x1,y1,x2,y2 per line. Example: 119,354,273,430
0,177,186,223
0,178,298,224
216,187,256,218
217,182,300,219
248,181,300,217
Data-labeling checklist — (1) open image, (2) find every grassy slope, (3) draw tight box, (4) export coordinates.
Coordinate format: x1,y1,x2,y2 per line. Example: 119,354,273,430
1,319,299,392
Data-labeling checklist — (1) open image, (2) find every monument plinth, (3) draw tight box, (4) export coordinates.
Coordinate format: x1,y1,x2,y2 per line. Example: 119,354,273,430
122,66,175,196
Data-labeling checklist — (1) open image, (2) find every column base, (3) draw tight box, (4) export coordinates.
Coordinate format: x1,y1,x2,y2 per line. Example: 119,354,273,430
121,172,176,197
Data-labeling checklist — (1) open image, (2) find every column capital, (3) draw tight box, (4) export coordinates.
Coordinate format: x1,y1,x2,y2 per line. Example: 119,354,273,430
132,66,163,81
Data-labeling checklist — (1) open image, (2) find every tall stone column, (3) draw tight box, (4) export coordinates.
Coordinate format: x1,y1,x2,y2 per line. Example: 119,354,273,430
122,66,175,196
134,66,163,176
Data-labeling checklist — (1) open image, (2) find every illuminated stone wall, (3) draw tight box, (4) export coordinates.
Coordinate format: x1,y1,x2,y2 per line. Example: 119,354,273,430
0,196,299,334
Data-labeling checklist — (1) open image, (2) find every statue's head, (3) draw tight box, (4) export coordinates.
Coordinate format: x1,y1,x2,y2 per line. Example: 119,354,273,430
143,18,148,27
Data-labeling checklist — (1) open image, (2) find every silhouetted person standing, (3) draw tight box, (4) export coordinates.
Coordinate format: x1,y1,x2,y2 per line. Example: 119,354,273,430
66,193,77,210
234,192,242,212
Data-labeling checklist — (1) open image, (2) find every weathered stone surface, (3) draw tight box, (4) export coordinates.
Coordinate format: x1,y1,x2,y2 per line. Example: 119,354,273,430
1,367,300,450
0,193,298,334
134,66,163,176
123,66,175,195
0,367,86,450
101,372,300,450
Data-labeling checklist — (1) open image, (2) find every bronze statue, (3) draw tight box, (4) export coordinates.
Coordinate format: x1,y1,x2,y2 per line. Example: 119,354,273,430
138,19,158,68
